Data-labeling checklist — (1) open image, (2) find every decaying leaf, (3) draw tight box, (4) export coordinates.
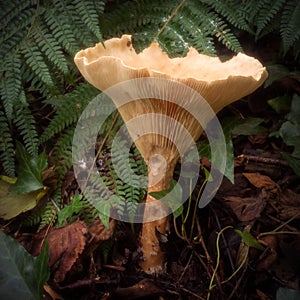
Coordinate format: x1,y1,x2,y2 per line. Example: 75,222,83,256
84,218,116,256
31,220,87,282
224,191,268,221
255,235,278,271
278,189,300,220
242,172,278,189
225,173,282,221
31,218,115,283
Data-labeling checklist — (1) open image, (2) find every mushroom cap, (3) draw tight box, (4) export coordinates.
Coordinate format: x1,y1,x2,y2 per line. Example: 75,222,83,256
74,35,268,188
74,34,268,112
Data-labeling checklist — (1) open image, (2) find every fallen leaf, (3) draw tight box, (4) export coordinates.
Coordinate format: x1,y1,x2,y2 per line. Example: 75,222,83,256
31,220,88,282
255,235,278,272
84,218,116,256
224,190,268,221
278,189,300,220
243,173,278,189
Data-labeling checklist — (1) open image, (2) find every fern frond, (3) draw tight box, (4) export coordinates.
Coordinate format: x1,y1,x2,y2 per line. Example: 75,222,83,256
13,93,39,157
0,52,22,121
79,196,98,225
32,22,69,74
255,0,285,38
39,200,58,230
200,0,252,33
213,21,243,52
74,0,104,41
22,40,54,87
44,8,80,55
40,83,98,143
281,0,300,53
0,110,15,176
0,4,35,57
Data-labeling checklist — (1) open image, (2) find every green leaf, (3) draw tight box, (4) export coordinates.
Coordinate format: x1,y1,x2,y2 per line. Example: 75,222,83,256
0,230,50,300
0,178,47,220
150,179,183,218
264,64,290,87
276,287,300,300
231,117,267,136
234,229,264,251
57,195,83,226
281,152,300,176
268,95,292,113
10,141,47,194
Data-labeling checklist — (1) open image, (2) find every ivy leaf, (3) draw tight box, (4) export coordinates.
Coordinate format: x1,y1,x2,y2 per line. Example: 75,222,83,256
57,195,83,226
234,229,264,250
279,95,300,176
231,117,267,135
0,230,50,300
10,141,47,194
0,177,47,220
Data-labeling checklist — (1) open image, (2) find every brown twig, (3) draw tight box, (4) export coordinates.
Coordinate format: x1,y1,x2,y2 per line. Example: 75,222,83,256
196,216,225,298
237,154,289,167
227,263,248,300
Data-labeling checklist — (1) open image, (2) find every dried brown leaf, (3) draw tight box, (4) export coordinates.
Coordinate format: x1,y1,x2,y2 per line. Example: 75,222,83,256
224,190,267,221
31,220,88,282
243,173,277,189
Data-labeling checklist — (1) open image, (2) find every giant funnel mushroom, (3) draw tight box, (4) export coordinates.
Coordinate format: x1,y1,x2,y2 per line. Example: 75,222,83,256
74,35,268,274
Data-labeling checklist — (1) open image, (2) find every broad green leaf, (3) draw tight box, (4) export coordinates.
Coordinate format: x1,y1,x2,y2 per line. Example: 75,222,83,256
10,142,47,194
279,95,300,175
231,117,267,136
57,195,83,226
268,95,292,113
264,64,290,87
0,178,47,220
150,179,183,217
281,152,300,176
0,230,49,300
234,229,264,250
276,287,300,300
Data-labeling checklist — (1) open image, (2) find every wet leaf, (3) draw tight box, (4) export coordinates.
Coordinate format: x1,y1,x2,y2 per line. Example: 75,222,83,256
0,230,49,300
10,141,47,194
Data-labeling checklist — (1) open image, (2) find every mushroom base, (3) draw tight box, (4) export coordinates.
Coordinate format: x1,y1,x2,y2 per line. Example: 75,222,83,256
139,194,169,274
139,154,176,274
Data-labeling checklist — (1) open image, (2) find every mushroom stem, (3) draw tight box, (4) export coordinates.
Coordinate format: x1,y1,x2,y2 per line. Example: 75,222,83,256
140,154,175,273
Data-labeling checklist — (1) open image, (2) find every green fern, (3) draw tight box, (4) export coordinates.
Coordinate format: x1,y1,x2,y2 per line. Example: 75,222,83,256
281,0,300,54
14,95,39,157
255,0,285,39
0,110,15,177
40,83,98,143
38,200,58,230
